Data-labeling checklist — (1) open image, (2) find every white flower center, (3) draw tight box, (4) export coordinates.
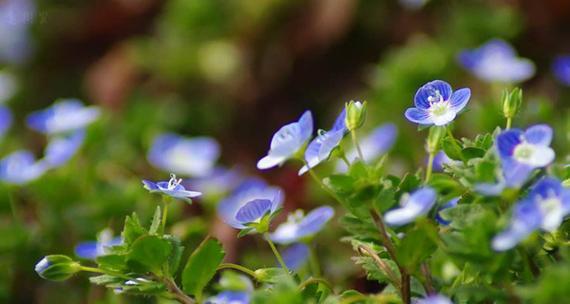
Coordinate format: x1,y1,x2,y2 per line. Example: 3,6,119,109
513,142,534,162
167,173,182,190
537,194,564,231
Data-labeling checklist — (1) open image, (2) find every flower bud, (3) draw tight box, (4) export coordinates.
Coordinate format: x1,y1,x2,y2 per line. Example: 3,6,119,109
34,255,80,281
345,100,367,131
253,267,288,283
502,88,522,119
426,126,445,154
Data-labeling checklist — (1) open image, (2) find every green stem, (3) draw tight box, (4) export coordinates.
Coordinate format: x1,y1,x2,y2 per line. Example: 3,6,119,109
79,266,131,280
161,199,169,234
506,117,512,130
8,190,21,223
351,130,365,160
264,233,290,275
340,153,351,167
425,152,435,184
163,277,195,304
307,168,345,205
308,245,321,277
217,263,257,279
298,277,333,292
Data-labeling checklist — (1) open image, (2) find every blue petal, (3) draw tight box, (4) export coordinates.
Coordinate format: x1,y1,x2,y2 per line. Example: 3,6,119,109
502,159,533,188
416,294,453,304
414,80,452,109
449,88,470,112
299,129,344,175
331,108,347,132
528,177,563,199
235,199,272,224
43,130,85,167
0,150,46,185
496,129,523,159
385,187,437,226
474,182,506,196
404,108,432,125
281,243,309,271
75,241,100,259
142,180,159,191
492,200,542,251
26,99,100,134
206,291,250,304
552,55,570,86
432,151,452,172
524,124,552,146
297,206,335,238
435,197,459,225
298,110,314,142
0,105,12,137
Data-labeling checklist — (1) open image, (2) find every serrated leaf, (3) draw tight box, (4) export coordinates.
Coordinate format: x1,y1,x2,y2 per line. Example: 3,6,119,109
122,213,147,245
182,238,225,298
396,223,438,272
127,235,172,274
462,147,485,160
149,206,161,235
164,235,184,275
96,254,127,272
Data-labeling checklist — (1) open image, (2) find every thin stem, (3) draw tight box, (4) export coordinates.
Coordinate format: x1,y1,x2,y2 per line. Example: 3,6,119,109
298,277,333,292
79,266,131,280
506,117,512,130
164,277,195,304
351,130,365,160
307,168,345,205
357,245,400,289
340,153,351,167
425,152,435,184
161,199,169,234
420,263,435,295
264,233,290,274
217,263,257,279
308,245,322,277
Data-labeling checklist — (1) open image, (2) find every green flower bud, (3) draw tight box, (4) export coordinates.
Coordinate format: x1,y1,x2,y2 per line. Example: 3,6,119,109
253,267,288,283
35,255,81,281
345,100,367,131
502,88,522,119
426,126,445,154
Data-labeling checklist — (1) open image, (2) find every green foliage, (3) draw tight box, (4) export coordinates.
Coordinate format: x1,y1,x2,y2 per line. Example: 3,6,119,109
181,238,225,298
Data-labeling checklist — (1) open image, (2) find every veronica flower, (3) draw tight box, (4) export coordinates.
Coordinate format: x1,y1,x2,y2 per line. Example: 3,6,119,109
270,206,334,244
552,55,570,86
42,130,85,168
281,243,310,271
26,99,101,135
405,80,471,126
143,174,202,202
74,229,122,260
385,187,437,226
148,133,220,177
206,291,250,304
432,151,454,172
435,197,459,225
415,294,453,304
492,177,570,251
336,123,397,172
257,111,313,170
218,179,283,229
0,105,12,138
298,108,348,175
0,0,35,64
458,39,535,83
0,150,47,185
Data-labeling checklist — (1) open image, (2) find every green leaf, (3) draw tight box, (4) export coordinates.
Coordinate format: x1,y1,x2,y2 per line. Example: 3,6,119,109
398,173,421,193
396,222,438,272
164,235,184,275
325,174,355,195
127,235,173,274
96,254,127,272
462,147,485,160
149,206,162,235
442,137,463,161
182,238,225,298
122,213,147,245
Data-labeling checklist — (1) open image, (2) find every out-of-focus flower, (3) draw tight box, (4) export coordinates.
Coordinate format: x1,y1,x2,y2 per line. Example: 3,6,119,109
435,197,460,225
459,39,535,83
34,255,80,282
206,291,250,304
0,150,46,185
218,179,283,229
143,174,202,203
148,133,220,177
432,151,453,172
186,167,242,199
0,105,12,138
299,108,348,175
336,123,397,172
385,187,437,226
415,294,453,304
0,71,17,103
281,243,310,271
26,99,101,135
405,80,471,126
42,130,85,168
552,55,570,86
257,111,313,170
0,0,35,64
74,229,122,260
492,177,570,251
270,206,334,244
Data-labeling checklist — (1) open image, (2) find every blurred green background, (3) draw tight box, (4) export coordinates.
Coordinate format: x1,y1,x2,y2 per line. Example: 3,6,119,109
1,0,569,303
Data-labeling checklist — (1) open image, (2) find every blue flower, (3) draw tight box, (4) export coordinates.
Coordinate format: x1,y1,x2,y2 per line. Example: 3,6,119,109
492,177,570,251
75,229,122,260
458,39,535,83
281,243,310,271
218,179,283,229
435,197,459,225
405,80,471,126
385,187,437,226
270,206,334,244
0,150,47,185
257,111,313,170
416,294,453,304
336,123,398,172
186,167,242,199
0,105,12,138
0,0,35,64
148,133,220,177
496,124,555,187
552,55,570,86
42,130,85,168
26,99,101,135
432,151,455,172
298,108,348,175
206,291,250,304
143,174,202,202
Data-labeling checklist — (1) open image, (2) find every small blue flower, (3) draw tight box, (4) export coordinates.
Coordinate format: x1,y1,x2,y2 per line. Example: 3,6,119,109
235,199,275,225
218,179,283,229
281,243,310,271
75,229,122,260
385,187,437,226
26,99,101,135
0,0,35,64
435,197,459,225
336,123,397,172
405,80,471,126
148,133,220,177
0,105,12,138
496,124,555,187
143,174,202,202
257,111,313,170
298,108,348,175
0,71,17,103
492,177,570,251
458,39,535,83
416,294,453,304
0,150,47,185
432,151,454,172
270,206,334,244
206,291,250,304
42,130,85,168
552,55,570,86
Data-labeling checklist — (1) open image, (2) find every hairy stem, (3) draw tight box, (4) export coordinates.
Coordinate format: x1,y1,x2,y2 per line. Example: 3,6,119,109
425,152,435,183
420,263,435,295
358,245,400,289
164,277,195,304
298,277,333,292
217,263,257,279
264,233,291,274
351,130,365,160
